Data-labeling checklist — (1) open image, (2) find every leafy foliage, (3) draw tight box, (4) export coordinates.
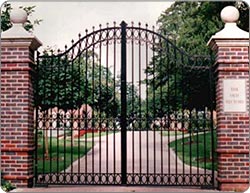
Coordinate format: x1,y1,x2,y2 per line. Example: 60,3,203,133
126,83,140,119
146,2,249,112
1,3,12,31
146,40,212,114
37,50,119,118
157,1,249,55
1,171,15,192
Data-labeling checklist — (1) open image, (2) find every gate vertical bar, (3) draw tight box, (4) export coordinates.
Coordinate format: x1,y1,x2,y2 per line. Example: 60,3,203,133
120,21,127,185
113,24,117,174
209,60,215,187
34,52,40,184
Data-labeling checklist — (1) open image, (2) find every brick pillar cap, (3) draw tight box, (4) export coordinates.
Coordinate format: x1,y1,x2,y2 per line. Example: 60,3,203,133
1,7,42,50
207,6,249,50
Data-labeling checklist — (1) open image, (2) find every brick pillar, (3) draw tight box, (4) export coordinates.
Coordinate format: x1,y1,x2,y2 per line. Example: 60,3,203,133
1,8,42,187
208,6,249,191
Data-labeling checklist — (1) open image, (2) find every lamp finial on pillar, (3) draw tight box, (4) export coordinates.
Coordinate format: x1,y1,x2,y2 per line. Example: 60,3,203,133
220,6,239,23
2,7,32,37
9,7,28,24
207,6,249,48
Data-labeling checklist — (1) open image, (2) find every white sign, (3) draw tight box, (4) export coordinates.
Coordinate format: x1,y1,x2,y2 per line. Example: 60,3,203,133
223,79,247,112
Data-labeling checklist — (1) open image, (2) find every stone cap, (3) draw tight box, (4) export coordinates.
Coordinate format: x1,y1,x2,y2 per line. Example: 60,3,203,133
207,6,249,49
1,6,42,50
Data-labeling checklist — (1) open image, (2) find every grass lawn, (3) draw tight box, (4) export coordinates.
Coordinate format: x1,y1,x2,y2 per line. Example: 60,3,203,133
161,130,186,136
169,131,217,170
37,137,93,174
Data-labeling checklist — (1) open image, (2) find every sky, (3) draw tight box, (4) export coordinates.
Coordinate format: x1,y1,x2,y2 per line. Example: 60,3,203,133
8,1,174,51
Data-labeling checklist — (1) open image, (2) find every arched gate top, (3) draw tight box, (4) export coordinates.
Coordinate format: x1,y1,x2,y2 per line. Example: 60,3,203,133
38,21,191,60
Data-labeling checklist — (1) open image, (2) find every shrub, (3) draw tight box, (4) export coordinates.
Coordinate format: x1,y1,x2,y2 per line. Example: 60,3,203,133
1,172,15,192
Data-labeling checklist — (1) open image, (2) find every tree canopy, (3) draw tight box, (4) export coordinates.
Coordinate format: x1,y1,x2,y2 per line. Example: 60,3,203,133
37,50,120,119
157,1,249,55
145,1,249,112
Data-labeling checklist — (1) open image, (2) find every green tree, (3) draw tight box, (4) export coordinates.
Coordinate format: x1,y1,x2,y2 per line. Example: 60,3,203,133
37,49,119,158
146,1,249,112
37,50,119,118
1,3,42,32
158,1,249,55
126,83,140,117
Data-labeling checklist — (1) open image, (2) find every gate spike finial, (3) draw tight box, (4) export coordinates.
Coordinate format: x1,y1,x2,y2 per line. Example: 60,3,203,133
85,29,88,34
120,21,127,26
145,23,148,28
106,22,109,27
92,26,95,31
99,24,102,29
113,21,116,27
57,48,60,54
65,44,68,51
131,21,134,26
138,22,141,27
78,33,81,39
71,39,74,45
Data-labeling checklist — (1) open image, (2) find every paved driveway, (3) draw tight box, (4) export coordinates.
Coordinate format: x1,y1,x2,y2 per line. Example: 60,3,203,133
66,131,212,176
23,131,217,192
13,185,219,192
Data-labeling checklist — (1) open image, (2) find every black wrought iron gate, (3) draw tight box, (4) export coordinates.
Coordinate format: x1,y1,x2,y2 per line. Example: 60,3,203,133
35,21,215,187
